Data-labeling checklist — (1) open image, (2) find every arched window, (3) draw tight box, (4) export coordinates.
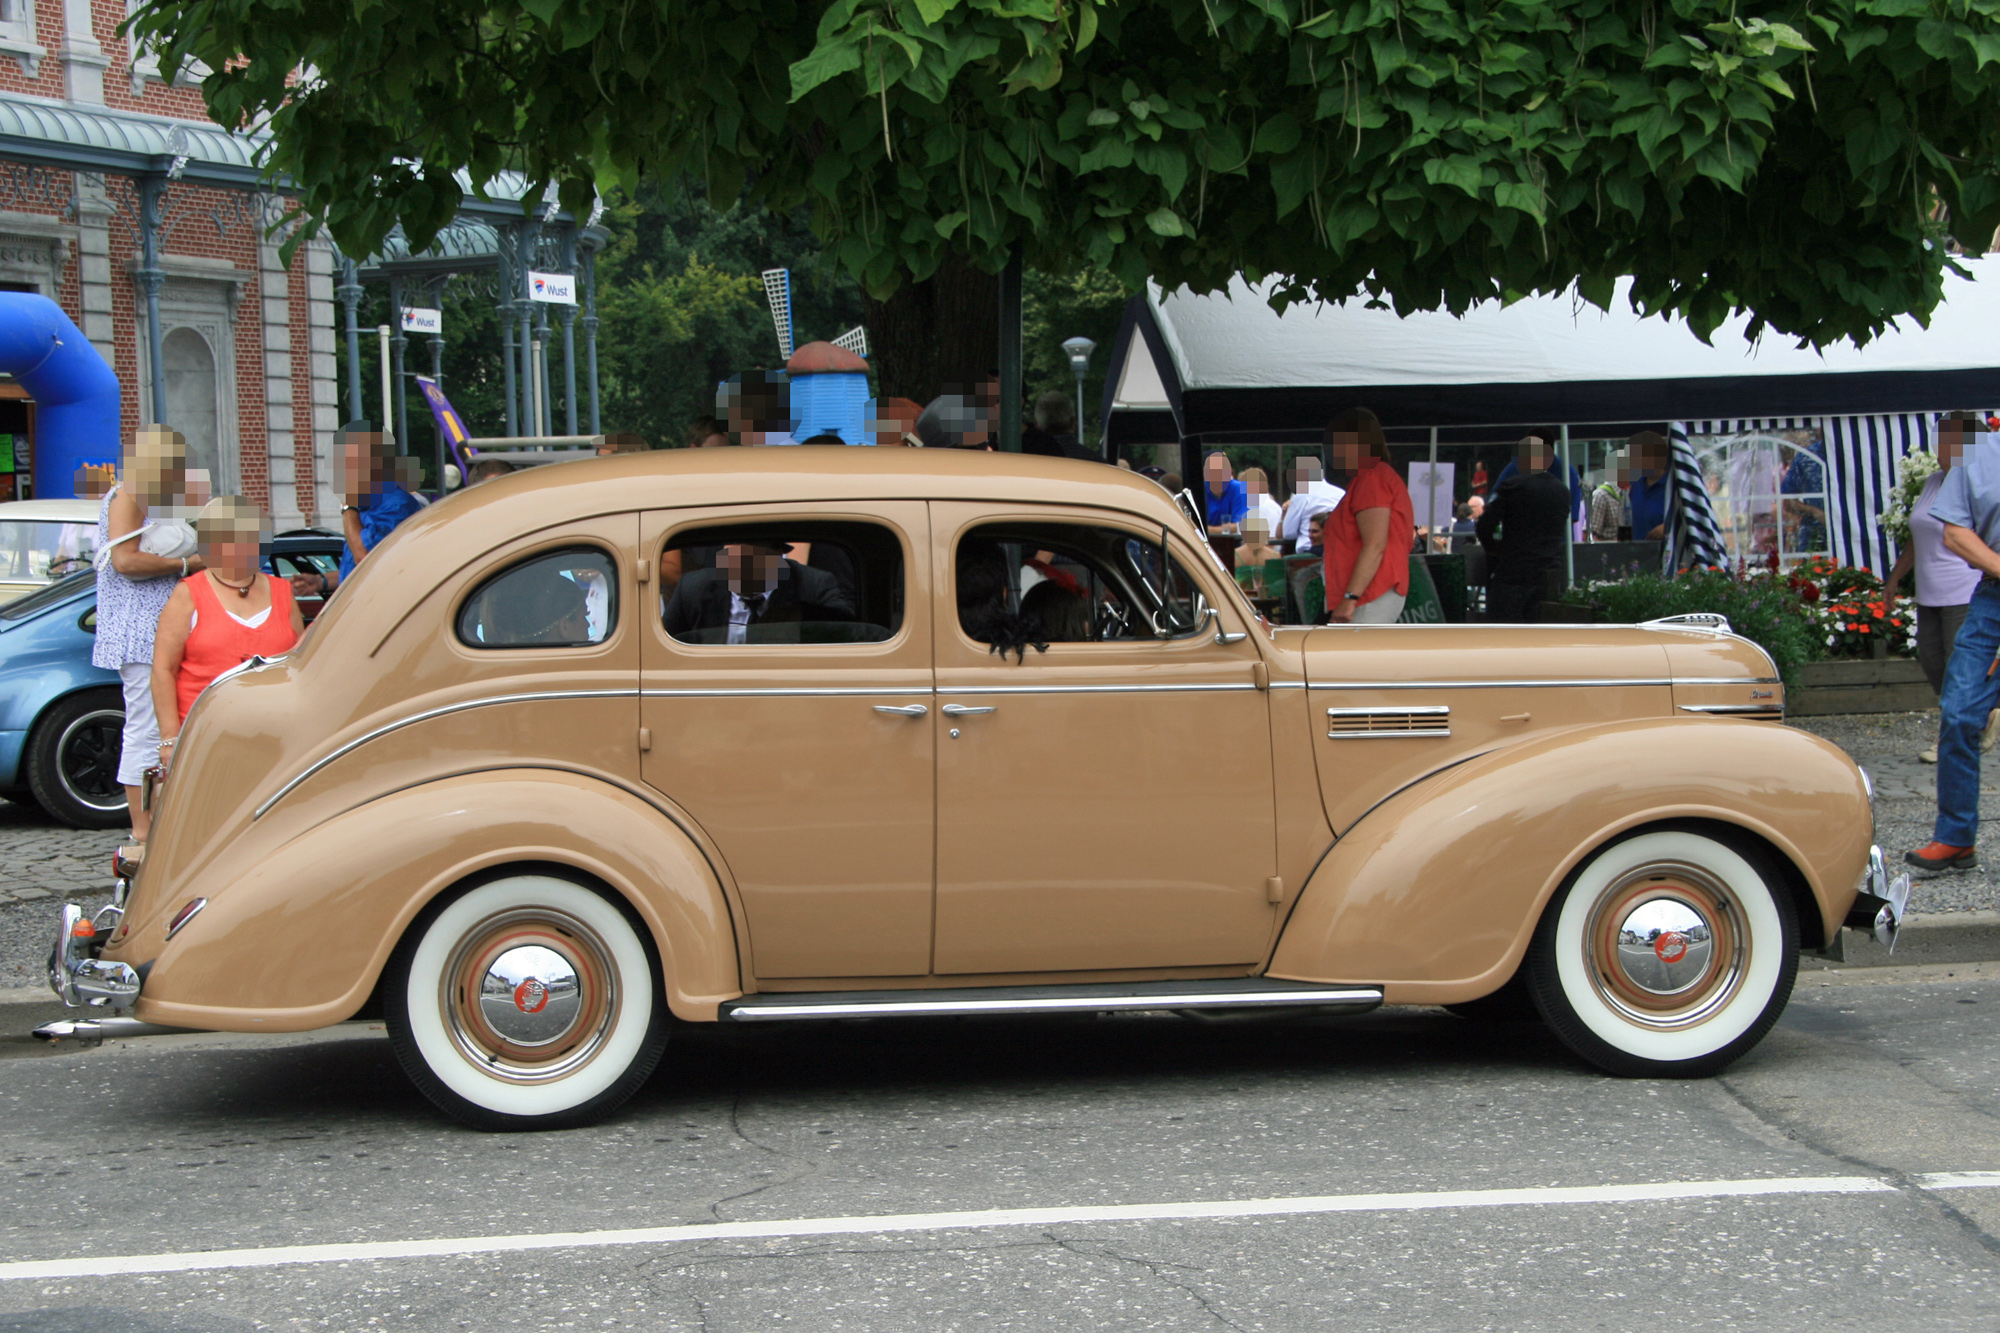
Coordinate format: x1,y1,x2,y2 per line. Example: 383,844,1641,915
163,327,220,489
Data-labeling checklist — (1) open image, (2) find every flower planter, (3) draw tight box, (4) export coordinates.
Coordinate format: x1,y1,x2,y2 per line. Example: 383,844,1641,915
1788,657,1933,717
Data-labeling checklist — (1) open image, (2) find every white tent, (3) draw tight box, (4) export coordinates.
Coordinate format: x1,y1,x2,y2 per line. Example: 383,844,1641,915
1106,263,2000,442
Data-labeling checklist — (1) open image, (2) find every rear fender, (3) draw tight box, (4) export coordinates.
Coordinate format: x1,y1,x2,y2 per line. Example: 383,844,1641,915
1268,719,1871,1005
126,770,742,1031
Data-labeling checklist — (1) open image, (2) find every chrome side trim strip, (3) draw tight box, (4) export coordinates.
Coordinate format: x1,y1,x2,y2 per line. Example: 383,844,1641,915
642,687,931,698
1325,705,1451,716
1678,704,1786,716
1308,677,1776,690
253,689,641,819
723,987,1383,1021
1326,704,1452,739
935,683,1258,695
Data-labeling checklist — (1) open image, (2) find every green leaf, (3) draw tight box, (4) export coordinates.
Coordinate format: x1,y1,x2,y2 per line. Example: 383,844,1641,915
1253,112,1301,155
1086,107,1120,126
788,40,863,101
935,210,968,236
1493,181,1543,220
1144,206,1185,236
912,0,960,24
1421,155,1483,197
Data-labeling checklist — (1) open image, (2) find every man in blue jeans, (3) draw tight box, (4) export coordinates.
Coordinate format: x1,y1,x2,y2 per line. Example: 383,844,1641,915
1909,415,2000,871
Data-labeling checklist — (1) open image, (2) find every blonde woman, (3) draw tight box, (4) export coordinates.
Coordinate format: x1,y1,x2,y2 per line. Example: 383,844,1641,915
93,426,205,841
151,498,302,765
1240,466,1284,537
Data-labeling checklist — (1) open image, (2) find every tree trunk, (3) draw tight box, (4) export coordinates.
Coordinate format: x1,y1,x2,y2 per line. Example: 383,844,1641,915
864,251,997,406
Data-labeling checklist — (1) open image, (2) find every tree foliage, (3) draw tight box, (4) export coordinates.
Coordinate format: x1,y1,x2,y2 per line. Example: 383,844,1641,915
134,0,2000,346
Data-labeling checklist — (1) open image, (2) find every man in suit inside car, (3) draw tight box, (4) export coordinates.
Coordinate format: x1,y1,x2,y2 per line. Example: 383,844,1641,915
662,540,856,644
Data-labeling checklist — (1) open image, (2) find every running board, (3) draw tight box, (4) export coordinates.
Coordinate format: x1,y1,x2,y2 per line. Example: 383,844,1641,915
720,978,1384,1023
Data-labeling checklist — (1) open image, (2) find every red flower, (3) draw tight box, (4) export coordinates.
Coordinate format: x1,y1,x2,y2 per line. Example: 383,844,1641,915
1800,583,1821,602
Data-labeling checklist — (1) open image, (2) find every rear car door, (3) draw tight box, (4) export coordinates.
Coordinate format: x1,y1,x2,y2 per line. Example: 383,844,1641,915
638,502,936,980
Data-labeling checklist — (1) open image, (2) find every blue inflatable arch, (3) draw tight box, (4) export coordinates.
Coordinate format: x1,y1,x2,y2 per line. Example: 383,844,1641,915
0,293,120,499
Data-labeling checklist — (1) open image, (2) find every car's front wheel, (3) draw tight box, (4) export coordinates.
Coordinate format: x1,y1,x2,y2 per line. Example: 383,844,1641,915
1525,828,1797,1078
24,690,128,829
384,874,669,1130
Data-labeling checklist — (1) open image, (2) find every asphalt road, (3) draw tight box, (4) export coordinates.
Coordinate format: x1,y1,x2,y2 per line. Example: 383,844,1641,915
0,965,1995,1331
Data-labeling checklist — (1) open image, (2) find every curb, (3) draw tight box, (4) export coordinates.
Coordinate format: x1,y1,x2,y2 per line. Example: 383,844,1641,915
1802,910,2000,970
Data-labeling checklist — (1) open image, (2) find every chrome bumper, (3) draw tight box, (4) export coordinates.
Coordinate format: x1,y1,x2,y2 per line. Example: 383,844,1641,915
46,889,139,1013
1845,845,1911,953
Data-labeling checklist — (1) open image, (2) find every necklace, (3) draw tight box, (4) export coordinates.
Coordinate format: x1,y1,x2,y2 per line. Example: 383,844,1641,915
211,572,255,600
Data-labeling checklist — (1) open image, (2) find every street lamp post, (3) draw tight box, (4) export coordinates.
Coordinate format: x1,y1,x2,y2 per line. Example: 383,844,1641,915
1061,336,1096,456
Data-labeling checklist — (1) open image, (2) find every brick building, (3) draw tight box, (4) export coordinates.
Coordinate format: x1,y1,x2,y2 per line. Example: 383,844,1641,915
0,1,593,526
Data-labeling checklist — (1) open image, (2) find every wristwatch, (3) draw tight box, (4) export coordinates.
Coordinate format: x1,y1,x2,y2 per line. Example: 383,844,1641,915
1342,592,1362,602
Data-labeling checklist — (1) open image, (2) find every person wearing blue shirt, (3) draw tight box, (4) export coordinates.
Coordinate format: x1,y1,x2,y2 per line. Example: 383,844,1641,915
1203,452,1248,531
289,421,426,601
1493,429,1584,525
1909,413,2000,872
1626,430,1671,540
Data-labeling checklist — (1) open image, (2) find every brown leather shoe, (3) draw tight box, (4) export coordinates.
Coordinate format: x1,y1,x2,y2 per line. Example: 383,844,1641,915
1905,841,1978,872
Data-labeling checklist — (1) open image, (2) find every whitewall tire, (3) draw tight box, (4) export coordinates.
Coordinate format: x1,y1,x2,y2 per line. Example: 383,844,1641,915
1525,828,1797,1078
384,874,669,1130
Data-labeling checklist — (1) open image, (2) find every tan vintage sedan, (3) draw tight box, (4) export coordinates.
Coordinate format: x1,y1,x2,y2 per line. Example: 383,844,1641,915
44,449,1903,1129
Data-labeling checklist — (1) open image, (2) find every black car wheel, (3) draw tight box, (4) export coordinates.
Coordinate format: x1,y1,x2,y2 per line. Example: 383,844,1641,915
24,689,128,829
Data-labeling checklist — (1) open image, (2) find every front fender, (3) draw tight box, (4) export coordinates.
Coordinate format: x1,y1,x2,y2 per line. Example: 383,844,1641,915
1268,719,1871,1005
122,770,742,1031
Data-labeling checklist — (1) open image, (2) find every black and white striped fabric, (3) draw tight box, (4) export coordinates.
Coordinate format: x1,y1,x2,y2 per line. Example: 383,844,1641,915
1672,414,1978,575
1664,422,1729,573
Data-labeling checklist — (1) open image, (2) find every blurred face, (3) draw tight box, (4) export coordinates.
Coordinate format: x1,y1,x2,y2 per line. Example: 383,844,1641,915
124,431,190,508
695,432,729,449
1939,423,1968,470
1466,495,1485,518
200,526,262,580
342,432,388,502
720,543,788,596
1520,439,1553,472
1308,513,1327,547
1204,454,1233,494
1326,432,1364,473
1292,457,1323,491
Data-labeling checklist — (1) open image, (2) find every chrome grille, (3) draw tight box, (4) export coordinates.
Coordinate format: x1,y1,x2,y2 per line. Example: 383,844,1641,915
1326,705,1451,738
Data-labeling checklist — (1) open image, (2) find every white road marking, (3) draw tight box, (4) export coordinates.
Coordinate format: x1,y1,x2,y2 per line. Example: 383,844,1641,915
1912,1171,2000,1190
0,1175,1906,1281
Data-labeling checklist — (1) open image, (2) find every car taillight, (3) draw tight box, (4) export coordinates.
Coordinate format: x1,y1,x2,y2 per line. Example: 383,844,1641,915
166,898,207,940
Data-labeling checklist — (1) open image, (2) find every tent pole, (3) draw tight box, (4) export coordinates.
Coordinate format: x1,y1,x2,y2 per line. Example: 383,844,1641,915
1561,424,1575,588
1428,426,1439,551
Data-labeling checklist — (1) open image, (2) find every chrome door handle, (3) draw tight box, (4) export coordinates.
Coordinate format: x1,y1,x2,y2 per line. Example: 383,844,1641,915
873,704,929,717
940,703,995,717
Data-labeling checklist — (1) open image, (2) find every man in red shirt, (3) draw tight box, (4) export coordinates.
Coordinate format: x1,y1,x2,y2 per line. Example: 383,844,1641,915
1322,407,1416,623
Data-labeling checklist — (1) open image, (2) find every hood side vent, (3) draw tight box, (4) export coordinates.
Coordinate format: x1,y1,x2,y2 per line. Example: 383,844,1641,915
1327,705,1451,738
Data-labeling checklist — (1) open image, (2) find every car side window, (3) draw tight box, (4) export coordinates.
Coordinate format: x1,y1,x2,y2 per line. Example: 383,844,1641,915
956,522,1206,648
660,520,903,646
457,547,617,649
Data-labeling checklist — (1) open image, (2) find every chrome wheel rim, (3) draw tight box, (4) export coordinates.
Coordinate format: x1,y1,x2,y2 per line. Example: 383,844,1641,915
56,708,127,811
1583,860,1747,1031
440,908,619,1084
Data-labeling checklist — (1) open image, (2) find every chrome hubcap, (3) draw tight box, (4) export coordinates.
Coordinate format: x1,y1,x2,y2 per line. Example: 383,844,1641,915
478,945,584,1047
1584,861,1747,1030
442,908,618,1083
1613,898,1714,996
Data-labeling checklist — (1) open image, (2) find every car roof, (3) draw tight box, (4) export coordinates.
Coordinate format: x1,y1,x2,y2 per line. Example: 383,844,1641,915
0,499,101,521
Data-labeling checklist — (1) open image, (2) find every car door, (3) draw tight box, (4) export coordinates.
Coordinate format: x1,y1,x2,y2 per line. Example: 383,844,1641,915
929,502,1279,975
638,502,935,980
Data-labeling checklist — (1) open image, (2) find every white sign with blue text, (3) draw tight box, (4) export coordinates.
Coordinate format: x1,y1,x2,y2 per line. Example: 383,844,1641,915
528,272,576,304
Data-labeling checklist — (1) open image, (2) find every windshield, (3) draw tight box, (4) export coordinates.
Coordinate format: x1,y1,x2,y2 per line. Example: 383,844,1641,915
0,519,96,585
0,567,93,621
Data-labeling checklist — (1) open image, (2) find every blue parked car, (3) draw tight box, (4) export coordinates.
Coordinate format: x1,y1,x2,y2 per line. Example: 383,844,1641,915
0,569,122,827
0,530,347,829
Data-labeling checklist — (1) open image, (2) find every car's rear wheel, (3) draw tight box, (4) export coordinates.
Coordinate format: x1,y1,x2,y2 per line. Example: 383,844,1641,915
384,874,669,1130
1525,828,1797,1078
24,690,128,829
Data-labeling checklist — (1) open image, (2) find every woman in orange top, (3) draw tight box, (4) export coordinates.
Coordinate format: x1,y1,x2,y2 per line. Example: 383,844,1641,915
1322,406,1416,623
151,497,303,763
